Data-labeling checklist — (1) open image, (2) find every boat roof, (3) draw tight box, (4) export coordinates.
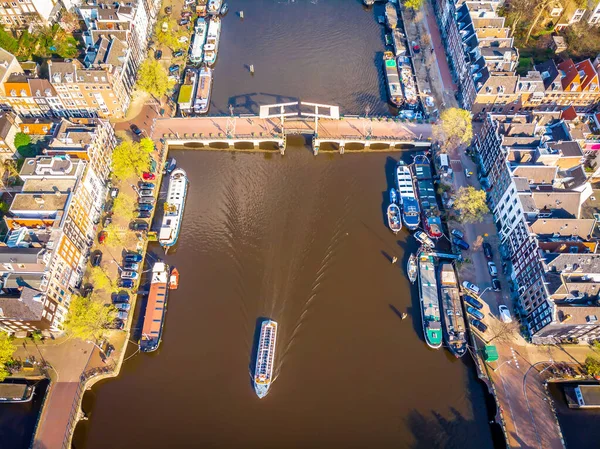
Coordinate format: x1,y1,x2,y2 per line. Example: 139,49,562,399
141,271,168,342
178,85,193,104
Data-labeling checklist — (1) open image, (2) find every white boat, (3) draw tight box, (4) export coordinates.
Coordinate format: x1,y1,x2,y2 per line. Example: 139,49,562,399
407,253,417,283
392,29,406,56
385,2,398,29
389,187,398,204
203,17,221,66
193,66,212,114
387,203,402,233
189,18,208,64
254,320,278,398
415,230,435,249
208,0,222,15
396,161,420,230
159,168,188,248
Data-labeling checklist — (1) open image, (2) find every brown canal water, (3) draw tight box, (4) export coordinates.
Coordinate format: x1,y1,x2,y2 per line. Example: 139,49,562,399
73,148,497,449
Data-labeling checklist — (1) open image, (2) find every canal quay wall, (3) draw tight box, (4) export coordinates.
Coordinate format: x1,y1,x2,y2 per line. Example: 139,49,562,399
151,115,434,155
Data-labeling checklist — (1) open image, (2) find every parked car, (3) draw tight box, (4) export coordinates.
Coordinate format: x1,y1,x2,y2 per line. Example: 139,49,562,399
98,231,107,244
139,182,155,189
467,306,484,320
492,278,501,292
110,319,125,330
104,199,114,214
462,281,480,295
110,187,119,198
91,251,102,267
181,11,192,18
137,203,154,211
113,292,130,303
138,196,155,205
117,310,129,321
124,253,143,263
115,303,131,311
178,35,188,43
154,49,162,60
173,49,184,58
123,262,139,271
121,271,138,280
499,305,513,323
169,64,180,74
137,211,151,219
164,6,172,13
139,189,154,197
118,279,134,289
82,284,94,298
450,229,464,239
488,261,498,277
452,237,470,250
470,319,488,333
464,295,483,310
131,221,149,231
178,18,189,26
483,242,493,260
142,172,156,181
103,215,112,227
130,124,143,136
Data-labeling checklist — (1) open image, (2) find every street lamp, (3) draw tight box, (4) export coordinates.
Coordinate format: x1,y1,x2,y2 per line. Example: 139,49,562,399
493,359,511,372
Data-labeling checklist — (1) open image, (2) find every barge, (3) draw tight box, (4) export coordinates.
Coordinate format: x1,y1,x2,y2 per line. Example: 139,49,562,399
139,262,170,352
418,253,442,349
440,263,467,358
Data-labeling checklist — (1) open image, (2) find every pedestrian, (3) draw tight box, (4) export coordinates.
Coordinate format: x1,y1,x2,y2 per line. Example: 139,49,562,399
431,47,434,54
392,256,398,264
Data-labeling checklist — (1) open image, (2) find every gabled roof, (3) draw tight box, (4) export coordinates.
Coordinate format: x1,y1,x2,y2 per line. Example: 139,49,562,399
530,218,596,239
535,59,560,90
0,287,44,322
532,191,583,218
575,59,598,91
512,165,558,185
557,59,579,91
547,141,583,158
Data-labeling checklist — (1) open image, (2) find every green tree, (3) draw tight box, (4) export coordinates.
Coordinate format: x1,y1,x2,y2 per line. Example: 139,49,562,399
585,356,600,377
89,266,113,291
113,193,136,222
103,223,126,248
154,19,187,51
139,137,155,154
136,59,175,102
64,296,115,341
0,332,16,381
404,0,424,10
13,132,31,151
433,108,473,152
453,186,489,223
111,139,150,179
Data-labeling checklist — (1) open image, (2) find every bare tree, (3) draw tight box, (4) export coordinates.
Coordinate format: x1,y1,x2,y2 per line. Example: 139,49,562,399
486,320,520,344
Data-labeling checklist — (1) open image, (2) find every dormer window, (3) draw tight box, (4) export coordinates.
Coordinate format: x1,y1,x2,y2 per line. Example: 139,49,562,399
10,89,16,97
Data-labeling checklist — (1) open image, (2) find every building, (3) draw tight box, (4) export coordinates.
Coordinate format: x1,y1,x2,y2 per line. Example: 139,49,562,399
0,112,20,155
0,0,61,29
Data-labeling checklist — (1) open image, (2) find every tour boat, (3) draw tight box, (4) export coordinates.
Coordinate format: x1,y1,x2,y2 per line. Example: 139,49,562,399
254,320,278,398
169,267,179,290
139,262,169,352
387,203,402,234
203,17,221,66
193,66,213,114
389,187,398,205
407,253,417,284
396,161,420,230
159,168,189,248
418,253,442,349
385,1,398,29
383,52,404,107
208,0,222,15
189,18,208,65
439,263,467,358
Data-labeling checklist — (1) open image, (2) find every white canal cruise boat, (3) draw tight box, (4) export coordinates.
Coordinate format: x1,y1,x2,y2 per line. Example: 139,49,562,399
159,168,189,248
254,320,278,398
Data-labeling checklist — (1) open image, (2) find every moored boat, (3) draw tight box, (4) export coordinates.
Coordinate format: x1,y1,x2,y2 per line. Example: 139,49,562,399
197,0,207,17
189,18,208,65
439,263,467,357
389,187,398,205
398,56,419,109
383,51,404,107
418,253,442,349
392,29,406,56
140,262,169,352
415,230,435,249
203,17,221,66
169,267,179,290
220,2,228,15
159,168,189,248
207,0,222,15
396,161,420,230
0,382,34,403
166,158,176,174
387,203,402,234
413,155,443,239
193,66,212,114
177,68,198,115
254,320,278,398
407,253,417,283
385,2,398,29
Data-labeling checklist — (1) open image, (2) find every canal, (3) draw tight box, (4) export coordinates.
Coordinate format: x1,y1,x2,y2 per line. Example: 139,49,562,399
73,148,496,449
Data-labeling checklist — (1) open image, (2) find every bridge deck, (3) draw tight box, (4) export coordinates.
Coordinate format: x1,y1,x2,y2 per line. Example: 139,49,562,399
152,116,432,142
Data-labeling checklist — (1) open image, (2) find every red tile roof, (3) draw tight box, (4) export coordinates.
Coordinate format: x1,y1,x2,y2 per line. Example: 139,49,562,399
561,105,577,121
557,59,579,91
575,59,599,91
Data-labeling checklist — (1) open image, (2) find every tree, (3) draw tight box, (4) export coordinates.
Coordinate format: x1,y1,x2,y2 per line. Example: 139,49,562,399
111,139,151,180
13,132,30,151
89,266,113,292
103,223,125,248
486,320,519,344
139,137,155,155
432,108,473,152
136,59,175,102
453,186,489,223
64,296,114,341
154,19,188,51
585,356,600,377
113,193,136,222
0,332,16,381
404,0,424,11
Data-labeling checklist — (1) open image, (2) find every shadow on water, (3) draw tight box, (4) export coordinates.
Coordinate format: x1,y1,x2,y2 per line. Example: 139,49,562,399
248,316,270,388
227,92,300,115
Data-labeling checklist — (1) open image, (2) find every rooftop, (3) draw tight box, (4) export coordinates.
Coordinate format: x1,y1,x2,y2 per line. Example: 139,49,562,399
532,191,583,218
556,305,600,326
19,156,80,178
543,253,600,275
0,247,43,264
0,287,44,321
512,165,558,185
10,193,69,213
529,218,596,239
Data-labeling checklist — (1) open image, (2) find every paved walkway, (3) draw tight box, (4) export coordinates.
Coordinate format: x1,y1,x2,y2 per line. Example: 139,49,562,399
152,116,433,142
